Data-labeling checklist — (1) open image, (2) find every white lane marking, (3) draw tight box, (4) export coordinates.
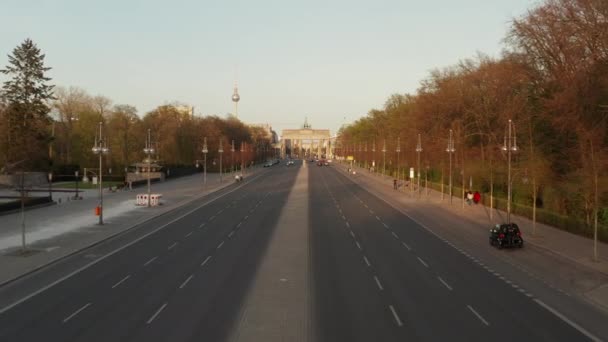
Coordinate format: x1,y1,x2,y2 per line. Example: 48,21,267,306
375,216,381,221
184,231,193,238
534,299,601,341
217,209,224,215
389,305,403,327
209,215,216,221
146,303,168,324
144,256,158,266
350,231,355,238
402,242,411,250
374,276,384,290
467,305,490,326
369,210,374,214
363,256,371,267
201,256,212,267
244,215,249,220
199,222,206,228
526,293,534,297
249,209,254,213
168,242,178,250
437,276,453,291
237,222,242,228
111,275,131,289
228,231,235,238
382,223,389,229
45,246,60,252
364,204,368,208
179,274,194,289
417,257,428,268
355,241,362,250
217,241,225,249
63,303,92,323
345,221,350,228
392,232,399,239
342,215,346,220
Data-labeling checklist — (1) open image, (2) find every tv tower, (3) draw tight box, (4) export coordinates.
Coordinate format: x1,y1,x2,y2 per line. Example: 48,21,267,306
232,81,240,118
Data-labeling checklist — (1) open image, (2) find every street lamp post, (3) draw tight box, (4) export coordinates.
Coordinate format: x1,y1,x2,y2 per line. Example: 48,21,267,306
446,129,456,205
92,122,109,224
382,139,387,178
396,137,401,190
219,138,224,183
202,137,208,191
416,133,423,197
240,142,245,176
48,172,53,201
372,140,376,174
231,140,235,174
502,119,518,224
143,128,155,207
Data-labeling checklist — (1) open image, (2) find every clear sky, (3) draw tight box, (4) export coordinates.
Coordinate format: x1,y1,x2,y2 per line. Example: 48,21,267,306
0,0,537,136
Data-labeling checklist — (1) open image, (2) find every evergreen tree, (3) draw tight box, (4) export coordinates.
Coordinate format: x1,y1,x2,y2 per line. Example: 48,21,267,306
0,38,55,169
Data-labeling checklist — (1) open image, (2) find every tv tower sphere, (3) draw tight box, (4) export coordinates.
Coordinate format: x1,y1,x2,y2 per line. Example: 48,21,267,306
232,87,240,103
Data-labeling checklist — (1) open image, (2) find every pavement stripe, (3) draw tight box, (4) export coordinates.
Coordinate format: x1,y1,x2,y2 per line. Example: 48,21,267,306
217,241,225,249
345,221,350,228
533,299,601,342
437,276,452,291
363,256,371,267
382,223,389,229
144,256,158,266
467,305,490,326
63,303,91,323
237,222,242,228
201,256,212,267
388,305,403,327
392,232,399,239
168,242,178,250
184,231,193,238
417,257,429,268
374,276,384,290
228,231,235,238
179,275,194,289
402,242,411,250
350,231,355,238
355,241,362,250
199,223,206,228
111,275,131,289
146,303,168,324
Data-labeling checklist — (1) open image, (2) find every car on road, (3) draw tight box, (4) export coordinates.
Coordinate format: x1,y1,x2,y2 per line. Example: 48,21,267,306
235,174,243,182
263,161,273,167
489,223,523,249
286,160,294,166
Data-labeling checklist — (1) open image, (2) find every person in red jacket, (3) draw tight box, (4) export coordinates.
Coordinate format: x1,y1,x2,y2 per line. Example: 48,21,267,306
473,191,481,204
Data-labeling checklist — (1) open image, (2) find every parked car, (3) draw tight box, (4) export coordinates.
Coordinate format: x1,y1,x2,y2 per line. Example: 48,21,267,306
235,174,243,182
286,160,294,166
489,223,523,249
263,161,272,167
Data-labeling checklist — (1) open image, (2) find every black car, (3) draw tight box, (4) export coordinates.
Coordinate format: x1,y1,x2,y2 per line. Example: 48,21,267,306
489,223,523,249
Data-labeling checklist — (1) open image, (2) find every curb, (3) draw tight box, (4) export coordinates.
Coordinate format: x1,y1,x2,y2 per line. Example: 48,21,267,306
0,170,266,289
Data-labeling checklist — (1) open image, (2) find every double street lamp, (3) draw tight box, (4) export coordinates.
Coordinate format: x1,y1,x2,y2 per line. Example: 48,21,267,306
396,137,401,189
502,119,518,224
143,128,155,207
202,137,208,191
92,122,109,224
382,139,387,177
446,129,456,205
219,138,224,183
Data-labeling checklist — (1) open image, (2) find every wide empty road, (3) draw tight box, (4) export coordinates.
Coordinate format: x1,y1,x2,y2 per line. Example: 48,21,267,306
0,161,604,341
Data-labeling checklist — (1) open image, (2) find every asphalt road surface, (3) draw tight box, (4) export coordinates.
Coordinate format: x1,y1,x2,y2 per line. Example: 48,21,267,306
0,162,604,341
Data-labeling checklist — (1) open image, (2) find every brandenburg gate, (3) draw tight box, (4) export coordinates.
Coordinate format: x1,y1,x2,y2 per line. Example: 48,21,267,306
281,118,331,159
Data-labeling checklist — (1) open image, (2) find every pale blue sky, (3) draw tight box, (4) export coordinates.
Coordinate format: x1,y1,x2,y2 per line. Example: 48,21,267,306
0,0,537,136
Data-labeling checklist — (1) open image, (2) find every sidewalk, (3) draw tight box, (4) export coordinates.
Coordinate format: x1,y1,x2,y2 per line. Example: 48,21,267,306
0,167,263,285
336,162,608,310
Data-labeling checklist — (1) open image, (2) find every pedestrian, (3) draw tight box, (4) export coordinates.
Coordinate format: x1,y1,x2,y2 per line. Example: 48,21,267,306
466,191,474,205
393,179,398,190
473,191,481,204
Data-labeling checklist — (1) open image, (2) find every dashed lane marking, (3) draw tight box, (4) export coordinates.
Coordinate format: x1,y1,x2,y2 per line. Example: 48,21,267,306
356,241,362,250
467,305,490,326
389,305,403,327
168,242,178,250
184,231,193,238
144,256,158,266
363,256,371,267
201,256,212,267
437,276,453,291
63,303,92,323
146,303,168,324
111,275,131,289
417,257,429,268
402,242,411,251
199,223,206,229
374,276,384,290
392,232,399,239
228,231,235,238
179,275,194,289
217,241,225,249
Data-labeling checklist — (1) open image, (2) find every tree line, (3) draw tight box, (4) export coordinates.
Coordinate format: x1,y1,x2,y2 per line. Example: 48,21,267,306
0,40,276,178
338,0,608,237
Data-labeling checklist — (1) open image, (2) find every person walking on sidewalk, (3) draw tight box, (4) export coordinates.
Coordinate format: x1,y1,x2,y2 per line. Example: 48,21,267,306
466,191,474,205
473,190,481,204
393,179,398,190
